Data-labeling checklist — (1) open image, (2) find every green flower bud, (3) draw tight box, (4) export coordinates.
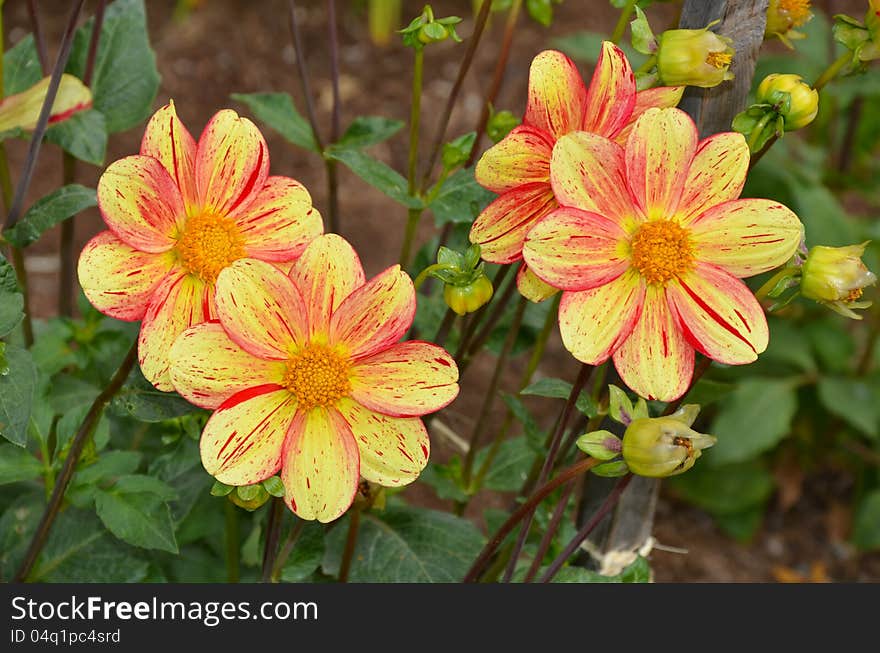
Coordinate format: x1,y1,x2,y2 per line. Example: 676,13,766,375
801,243,877,319
444,274,494,315
756,73,818,130
622,405,715,478
576,430,622,461
656,26,735,88
229,483,270,511
487,108,520,143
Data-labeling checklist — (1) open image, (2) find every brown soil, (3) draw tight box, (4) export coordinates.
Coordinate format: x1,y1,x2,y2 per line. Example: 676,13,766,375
5,0,878,582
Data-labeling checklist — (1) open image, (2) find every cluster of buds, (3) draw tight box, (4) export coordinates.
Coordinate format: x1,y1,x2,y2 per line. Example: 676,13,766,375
400,5,462,48
629,8,735,90
733,73,819,152
417,244,494,316
833,1,880,64
576,386,716,479
765,0,814,48
211,477,284,511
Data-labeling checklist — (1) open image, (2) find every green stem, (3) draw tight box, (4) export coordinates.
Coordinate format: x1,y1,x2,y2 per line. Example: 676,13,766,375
260,497,285,583
224,501,240,583
58,153,77,317
813,52,850,92
754,266,798,301
271,518,305,582
413,263,453,291
34,419,54,501
338,508,361,583
399,47,425,268
746,112,774,153
611,0,637,45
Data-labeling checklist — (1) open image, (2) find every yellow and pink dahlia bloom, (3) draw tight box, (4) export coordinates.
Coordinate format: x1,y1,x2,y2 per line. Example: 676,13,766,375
78,102,323,390
522,107,804,401
470,43,683,301
169,234,460,523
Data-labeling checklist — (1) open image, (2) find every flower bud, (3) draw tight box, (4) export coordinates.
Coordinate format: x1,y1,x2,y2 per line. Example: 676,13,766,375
576,430,622,461
622,405,715,478
444,273,494,315
0,74,92,134
656,27,735,88
487,108,520,144
756,73,819,130
228,483,270,511
765,0,813,45
800,243,877,319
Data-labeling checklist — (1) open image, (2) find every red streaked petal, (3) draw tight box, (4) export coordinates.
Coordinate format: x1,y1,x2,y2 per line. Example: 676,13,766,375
678,132,749,224
474,125,553,194
516,264,559,303
524,50,588,139
140,100,198,213
582,41,637,137
615,85,684,144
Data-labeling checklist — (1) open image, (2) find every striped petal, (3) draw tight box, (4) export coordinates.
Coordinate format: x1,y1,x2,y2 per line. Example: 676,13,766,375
77,231,174,321
195,109,269,216
524,50,588,140
690,199,803,277
523,207,629,292
329,266,415,360
288,234,365,336
140,100,198,213
349,341,459,417
474,125,553,194
551,131,637,226
97,155,185,252
232,176,323,262
469,183,557,264
582,41,637,137
215,259,309,360
678,132,749,224
667,262,769,365
612,286,694,401
200,385,294,485
615,85,685,144
517,264,559,303
138,272,207,391
625,107,698,219
558,270,645,364
337,398,429,487
170,322,286,410
282,408,359,523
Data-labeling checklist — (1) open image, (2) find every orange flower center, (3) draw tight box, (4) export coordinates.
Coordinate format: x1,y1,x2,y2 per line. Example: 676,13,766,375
283,344,352,410
705,51,732,69
630,219,694,285
176,213,245,283
778,0,812,27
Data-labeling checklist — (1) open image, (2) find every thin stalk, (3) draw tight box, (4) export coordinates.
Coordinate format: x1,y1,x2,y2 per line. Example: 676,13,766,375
419,0,492,188
26,0,49,73
610,0,637,45
856,317,880,376
522,478,576,582
746,113,774,153
502,363,593,582
338,508,361,582
466,0,523,167
271,518,306,582
288,1,326,152
14,341,137,583
434,308,456,348
463,456,598,583
836,95,863,173
260,497,285,582
537,474,633,583
3,0,85,232
224,501,240,583
460,297,527,491
36,421,54,501
326,0,341,232
457,272,519,373
399,46,425,268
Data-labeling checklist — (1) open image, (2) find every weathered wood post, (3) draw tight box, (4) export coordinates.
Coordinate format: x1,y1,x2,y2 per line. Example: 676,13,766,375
580,0,769,575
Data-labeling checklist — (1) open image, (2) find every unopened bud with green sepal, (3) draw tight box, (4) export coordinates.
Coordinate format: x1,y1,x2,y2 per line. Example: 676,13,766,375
400,5,462,49
801,243,877,319
622,405,716,478
656,24,735,88
576,430,622,461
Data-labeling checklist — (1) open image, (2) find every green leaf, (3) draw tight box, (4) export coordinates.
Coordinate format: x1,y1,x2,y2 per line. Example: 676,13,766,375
330,116,404,150
0,443,43,484
113,474,178,501
280,523,325,582
322,506,485,582
668,460,774,515
328,148,423,208
473,436,534,492
630,7,657,54
111,367,203,422
708,379,798,466
542,556,651,583
428,167,495,226
762,317,816,373
45,110,108,166
0,493,43,578
521,377,598,417
67,0,159,134
713,505,766,543
73,451,142,486
95,486,178,553
0,346,37,446
4,184,97,248
418,460,469,502
231,92,318,152
853,490,880,551
818,377,879,439
3,35,42,96
0,253,24,337
806,318,856,374
526,0,554,27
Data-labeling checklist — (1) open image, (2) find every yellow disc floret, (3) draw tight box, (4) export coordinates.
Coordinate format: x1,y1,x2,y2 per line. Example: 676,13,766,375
284,344,352,410
177,213,245,283
706,50,733,69
630,219,695,285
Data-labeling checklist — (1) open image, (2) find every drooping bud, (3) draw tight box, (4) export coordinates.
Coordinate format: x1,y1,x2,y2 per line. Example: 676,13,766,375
622,405,716,478
800,243,877,319
756,73,819,130
400,5,462,49
765,0,814,47
418,244,495,316
656,26,735,88
0,74,92,134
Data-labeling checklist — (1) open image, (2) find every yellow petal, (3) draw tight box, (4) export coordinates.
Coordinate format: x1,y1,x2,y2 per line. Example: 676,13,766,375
615,85,684,144
678,132,749,223
200,385,295,485
0,74,91,132
140,100,198,213
282,407,360,523
469,183,557,264
474,125,553,194
516,264,559,303
338,398,429,487
524,50,588,139
582,41,637,137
